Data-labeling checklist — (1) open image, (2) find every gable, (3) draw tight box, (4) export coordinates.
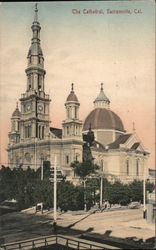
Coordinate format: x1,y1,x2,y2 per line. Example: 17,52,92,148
120,133,146,152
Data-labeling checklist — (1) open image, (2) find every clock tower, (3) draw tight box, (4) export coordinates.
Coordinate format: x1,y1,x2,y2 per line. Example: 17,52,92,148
20,4,50,141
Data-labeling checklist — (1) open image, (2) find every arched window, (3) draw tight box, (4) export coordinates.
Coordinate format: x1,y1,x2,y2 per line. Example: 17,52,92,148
42,126,44,139
38,75,41,91
17,121,20,131
39,125,41,139
25,126,27,138
67,108,70,119
29,125,31,138
67,126,69,135
66,155,69,164
28,126,30,138
75,126,78,135
75,106,77,119
136,159,139,176
12,120,15,131
126,159,129,176
75,154,79,162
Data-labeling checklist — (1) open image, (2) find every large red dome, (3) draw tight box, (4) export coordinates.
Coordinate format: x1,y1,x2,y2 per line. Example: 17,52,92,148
83,108,125,132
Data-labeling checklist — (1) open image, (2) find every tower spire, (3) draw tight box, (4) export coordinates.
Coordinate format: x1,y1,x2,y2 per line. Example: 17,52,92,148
34,3,38,23
25,3,45,94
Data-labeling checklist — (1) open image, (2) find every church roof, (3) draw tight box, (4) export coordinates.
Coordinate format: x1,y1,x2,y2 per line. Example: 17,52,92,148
50,127,62,139
108,134,132,149
91,140,105,151
131,142,140,150
83,108,125,132
66,83,79,103
12,104,21,117
66,91,78,102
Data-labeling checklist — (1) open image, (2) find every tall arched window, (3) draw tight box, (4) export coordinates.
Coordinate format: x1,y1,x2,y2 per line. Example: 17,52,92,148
67,126,69,135
38,125,41,139
66,155,69,164
67,108,70,119
38,75,41,91
42,126,44,139
17,121,20,131
126,159,129,176
75,106,77,119
25,126,28,138
136,159,139,176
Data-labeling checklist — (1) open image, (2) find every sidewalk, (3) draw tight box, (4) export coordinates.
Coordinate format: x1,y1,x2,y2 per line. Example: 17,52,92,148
54,208,155,241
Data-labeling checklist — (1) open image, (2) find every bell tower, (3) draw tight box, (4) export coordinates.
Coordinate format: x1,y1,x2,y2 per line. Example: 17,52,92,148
20,3,51,142
62,83,82,138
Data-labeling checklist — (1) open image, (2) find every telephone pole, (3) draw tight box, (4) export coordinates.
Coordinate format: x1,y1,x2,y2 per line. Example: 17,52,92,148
41,157,43,181
54,156,57,223
100,177,103,208
143,153,146,219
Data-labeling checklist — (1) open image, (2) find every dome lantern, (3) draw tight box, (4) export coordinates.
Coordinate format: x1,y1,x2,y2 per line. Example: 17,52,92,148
94,83,110,109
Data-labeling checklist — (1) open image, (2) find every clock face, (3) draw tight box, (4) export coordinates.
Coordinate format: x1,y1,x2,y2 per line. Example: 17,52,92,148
38,104,43,111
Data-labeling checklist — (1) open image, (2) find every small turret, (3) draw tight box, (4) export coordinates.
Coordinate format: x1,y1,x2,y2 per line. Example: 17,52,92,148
9,102,21,145
62,83,82,138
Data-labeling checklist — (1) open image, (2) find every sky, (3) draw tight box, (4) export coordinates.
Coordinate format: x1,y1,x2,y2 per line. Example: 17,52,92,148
0,1,155,168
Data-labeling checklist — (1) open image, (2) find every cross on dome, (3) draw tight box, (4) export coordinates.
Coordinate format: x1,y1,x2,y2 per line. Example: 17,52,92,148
16,102,18,109
71,83,74,91
35,3,38,11
101,83,103,91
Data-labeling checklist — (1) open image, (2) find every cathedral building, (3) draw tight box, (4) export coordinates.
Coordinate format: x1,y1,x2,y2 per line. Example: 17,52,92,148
8,5,149,183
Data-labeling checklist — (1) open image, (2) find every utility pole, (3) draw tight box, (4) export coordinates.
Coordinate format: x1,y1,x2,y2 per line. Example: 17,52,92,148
100,177,103,208
34,138,37,171
41,157,43,181
54,156,57,223
143,153,146,219
84,179,87,211
100,160,104,209
49,157,63,228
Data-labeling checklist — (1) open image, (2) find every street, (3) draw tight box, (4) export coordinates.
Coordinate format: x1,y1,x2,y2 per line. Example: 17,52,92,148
0,207,155,248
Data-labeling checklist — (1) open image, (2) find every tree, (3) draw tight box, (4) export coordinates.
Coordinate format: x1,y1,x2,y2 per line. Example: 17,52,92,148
57,181,84,211
71,160,99,210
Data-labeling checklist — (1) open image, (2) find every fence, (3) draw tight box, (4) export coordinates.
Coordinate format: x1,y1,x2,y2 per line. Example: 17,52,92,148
0,234,119,250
